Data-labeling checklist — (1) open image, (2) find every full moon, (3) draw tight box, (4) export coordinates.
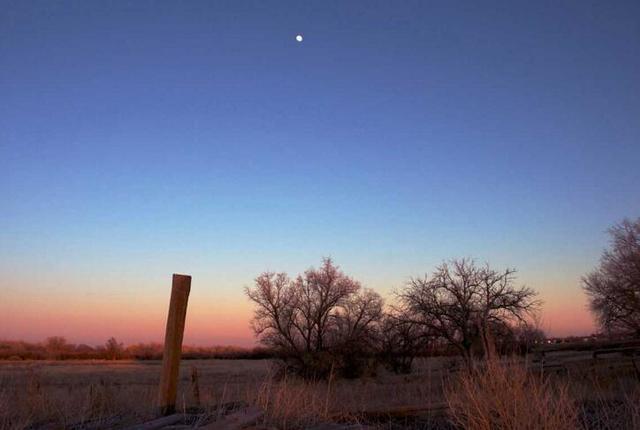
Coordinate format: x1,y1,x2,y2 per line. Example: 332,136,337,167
295,34,303,42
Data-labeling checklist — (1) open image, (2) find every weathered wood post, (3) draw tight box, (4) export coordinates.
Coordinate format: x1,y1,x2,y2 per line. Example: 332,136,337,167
158,273,191,415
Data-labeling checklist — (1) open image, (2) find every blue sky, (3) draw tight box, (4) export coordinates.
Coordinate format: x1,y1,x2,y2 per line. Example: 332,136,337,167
1,1,639,343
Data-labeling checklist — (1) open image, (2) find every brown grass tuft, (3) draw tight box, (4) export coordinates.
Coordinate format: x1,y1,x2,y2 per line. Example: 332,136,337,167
445,359,580,430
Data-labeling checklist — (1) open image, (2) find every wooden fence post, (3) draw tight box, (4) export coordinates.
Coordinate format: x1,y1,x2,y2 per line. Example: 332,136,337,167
158,274,191,415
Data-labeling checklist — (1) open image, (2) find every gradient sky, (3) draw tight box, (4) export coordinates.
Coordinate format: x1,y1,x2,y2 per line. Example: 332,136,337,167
1,1,639,346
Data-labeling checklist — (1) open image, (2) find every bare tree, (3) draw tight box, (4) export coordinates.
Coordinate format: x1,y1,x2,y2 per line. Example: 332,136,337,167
583,218,640,337
44,336,70,359
332,288,385,377
395,259,540,365
105,337,124,360
333,288,384,347
379,313,431,374
245,258,383,378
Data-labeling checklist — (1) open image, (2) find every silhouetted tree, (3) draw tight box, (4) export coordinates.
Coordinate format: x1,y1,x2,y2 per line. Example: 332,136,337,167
245,258,383,378
583,218,640,337
332,288,384,377
44,336,69,359
395,259,540,366
379,313,431,374
104,337,124,360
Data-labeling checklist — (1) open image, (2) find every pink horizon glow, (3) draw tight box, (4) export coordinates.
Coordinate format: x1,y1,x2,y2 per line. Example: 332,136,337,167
0,290,595,347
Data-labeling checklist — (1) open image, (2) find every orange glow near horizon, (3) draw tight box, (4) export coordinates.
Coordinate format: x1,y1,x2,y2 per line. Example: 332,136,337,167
1,272,596,347
0,296,256,347
1,272,258,347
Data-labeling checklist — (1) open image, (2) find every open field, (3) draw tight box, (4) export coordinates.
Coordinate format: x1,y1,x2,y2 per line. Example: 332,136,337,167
1,346,639,430
1,357,450,429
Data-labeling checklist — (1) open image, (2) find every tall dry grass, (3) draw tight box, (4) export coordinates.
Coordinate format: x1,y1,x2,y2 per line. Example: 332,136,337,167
244,359,451,429
445,359,580,430
445,357,640,430
250,373,331,428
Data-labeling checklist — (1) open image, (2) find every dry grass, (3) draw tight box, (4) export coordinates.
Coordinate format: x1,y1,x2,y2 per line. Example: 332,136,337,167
0,354,638,429
0,362,158,430
0,358,449,429
445,357,640,430
445,359,580,430
0,360,269,429
571,369,640,430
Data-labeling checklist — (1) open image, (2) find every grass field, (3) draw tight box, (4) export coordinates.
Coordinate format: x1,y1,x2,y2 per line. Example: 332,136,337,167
1,350,639,429
1,358,448,429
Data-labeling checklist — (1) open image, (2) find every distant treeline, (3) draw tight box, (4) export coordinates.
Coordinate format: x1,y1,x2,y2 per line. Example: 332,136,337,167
0,337,273,361
0,336,486,362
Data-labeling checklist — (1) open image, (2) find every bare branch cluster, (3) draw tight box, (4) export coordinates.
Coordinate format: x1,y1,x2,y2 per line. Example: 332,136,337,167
246,257,542,377
394,258,540,363
583,218,640,336
245,258,383,377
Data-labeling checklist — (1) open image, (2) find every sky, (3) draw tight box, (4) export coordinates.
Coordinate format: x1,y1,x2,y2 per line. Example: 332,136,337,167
1,1,639,346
